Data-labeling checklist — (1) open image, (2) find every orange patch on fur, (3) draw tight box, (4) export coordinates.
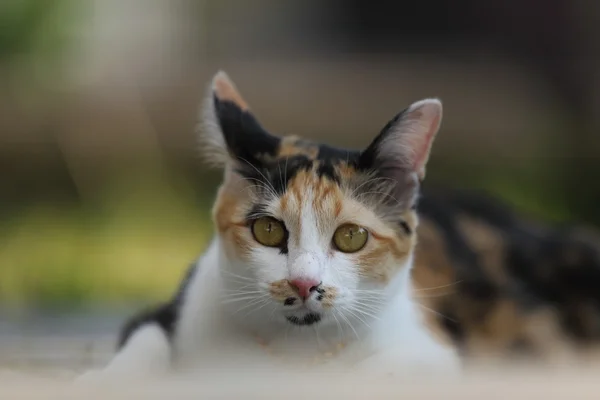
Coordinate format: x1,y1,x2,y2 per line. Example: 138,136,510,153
333,198,343,218
456,215,507,284
357,241,410,283
269,279,297,302
285,167,344,234
213,186,240,233
278,135,319,159
369,230,414,260
213,72,249,110
358,212,415,282
320,286,338,308
336,163,359,180
230,226,253,260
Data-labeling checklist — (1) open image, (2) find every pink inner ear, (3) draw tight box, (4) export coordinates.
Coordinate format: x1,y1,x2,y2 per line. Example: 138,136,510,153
409,106,441,179
412,111,441,179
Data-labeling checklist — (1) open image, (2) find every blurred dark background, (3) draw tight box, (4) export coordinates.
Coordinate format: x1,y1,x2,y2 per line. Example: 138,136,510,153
1,0,599,310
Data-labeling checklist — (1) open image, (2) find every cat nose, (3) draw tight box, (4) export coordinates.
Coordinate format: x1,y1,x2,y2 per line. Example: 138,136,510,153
288,279,321,300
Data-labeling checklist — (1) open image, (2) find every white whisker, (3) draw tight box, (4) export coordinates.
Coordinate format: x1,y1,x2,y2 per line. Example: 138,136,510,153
413,302,457,323
414,281,463,292
339,311,360,340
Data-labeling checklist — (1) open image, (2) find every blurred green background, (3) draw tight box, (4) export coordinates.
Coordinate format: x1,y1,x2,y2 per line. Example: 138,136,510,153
1,0,599,310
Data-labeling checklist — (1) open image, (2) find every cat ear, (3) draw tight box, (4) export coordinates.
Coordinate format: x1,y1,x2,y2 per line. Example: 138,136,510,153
359,98,442,180
356,99,442,208
198,71,281,168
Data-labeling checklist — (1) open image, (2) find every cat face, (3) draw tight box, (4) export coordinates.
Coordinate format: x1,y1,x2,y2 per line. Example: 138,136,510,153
200,71,442,330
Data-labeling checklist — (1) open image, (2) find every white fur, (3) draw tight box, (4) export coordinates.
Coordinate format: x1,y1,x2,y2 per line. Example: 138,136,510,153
79,202,460,382
75,324,171,384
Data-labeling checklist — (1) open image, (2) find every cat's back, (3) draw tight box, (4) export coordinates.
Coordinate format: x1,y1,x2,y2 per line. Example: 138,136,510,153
412,187,600,362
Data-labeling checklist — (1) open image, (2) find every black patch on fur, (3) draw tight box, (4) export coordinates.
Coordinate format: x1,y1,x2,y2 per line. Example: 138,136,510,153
317,144,359,163
214,97,280,165
117,302,177,350
509,337,538,359
317,295,324,301
437,304,465,346
286,313,322,326
418,193,498,304
284,297,296,306
316,162,339,183
356,108,408,172
117,261,198,350
399,220,412,235
237,155,314,197
419,186,600,352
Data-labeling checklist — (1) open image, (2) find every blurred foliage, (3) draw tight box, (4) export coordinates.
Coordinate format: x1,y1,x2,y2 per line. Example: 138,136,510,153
0,0,80,98
0,173,215,309
0,0,74,59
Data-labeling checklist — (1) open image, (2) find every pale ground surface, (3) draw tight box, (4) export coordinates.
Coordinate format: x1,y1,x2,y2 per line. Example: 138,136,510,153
3,311,600,399
0,310,127,374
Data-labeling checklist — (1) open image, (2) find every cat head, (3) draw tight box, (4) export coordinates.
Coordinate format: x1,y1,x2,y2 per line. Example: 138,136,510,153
199,71,442,331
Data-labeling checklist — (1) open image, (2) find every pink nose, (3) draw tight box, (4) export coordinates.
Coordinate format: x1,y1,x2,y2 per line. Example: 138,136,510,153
288,279,321,299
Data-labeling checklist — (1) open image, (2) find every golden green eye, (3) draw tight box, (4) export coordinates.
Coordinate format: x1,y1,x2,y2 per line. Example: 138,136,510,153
333,224,368,253
251,217,286,247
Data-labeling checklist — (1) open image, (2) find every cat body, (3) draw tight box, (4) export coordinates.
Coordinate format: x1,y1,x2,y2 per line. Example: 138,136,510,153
77,71,460,382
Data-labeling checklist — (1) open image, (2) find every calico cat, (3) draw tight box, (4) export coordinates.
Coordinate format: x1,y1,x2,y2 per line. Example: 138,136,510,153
79,71,600,382
77,71,460,381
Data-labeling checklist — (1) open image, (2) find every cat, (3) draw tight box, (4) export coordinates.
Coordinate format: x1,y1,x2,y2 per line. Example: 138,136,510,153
76,70,461,382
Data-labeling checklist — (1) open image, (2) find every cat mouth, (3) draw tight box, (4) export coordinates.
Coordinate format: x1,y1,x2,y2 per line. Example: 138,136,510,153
285,312,322,326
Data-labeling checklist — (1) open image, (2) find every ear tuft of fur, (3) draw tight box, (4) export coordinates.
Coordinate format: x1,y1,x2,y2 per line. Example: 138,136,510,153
197,71,249,168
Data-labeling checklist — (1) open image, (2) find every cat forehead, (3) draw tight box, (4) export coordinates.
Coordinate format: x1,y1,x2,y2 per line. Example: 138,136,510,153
273,135,359,164
240,135,363,195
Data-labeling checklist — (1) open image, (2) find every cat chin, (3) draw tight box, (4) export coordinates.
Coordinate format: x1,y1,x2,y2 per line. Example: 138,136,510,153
285,312,322,326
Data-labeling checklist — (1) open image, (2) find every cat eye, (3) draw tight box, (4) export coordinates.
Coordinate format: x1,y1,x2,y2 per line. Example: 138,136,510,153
251,216,287,247
333,224,368,253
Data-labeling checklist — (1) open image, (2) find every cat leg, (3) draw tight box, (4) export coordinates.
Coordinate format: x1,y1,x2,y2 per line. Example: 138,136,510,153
75,323,171,384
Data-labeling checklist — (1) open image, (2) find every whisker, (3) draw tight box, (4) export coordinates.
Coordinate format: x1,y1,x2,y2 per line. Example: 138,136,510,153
219,269,255,282
238,299,271,320
221,295,267,304
232,297,270,315
339,312,360,340
353,303,382,315
349,303,381,317
331,311,344,343
344,307,373,331
413,302,457,323
221,288,264,294
357,190,402,208
413,291,455,299
237,157,278,199
350,176,397,199
414,281,463,292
